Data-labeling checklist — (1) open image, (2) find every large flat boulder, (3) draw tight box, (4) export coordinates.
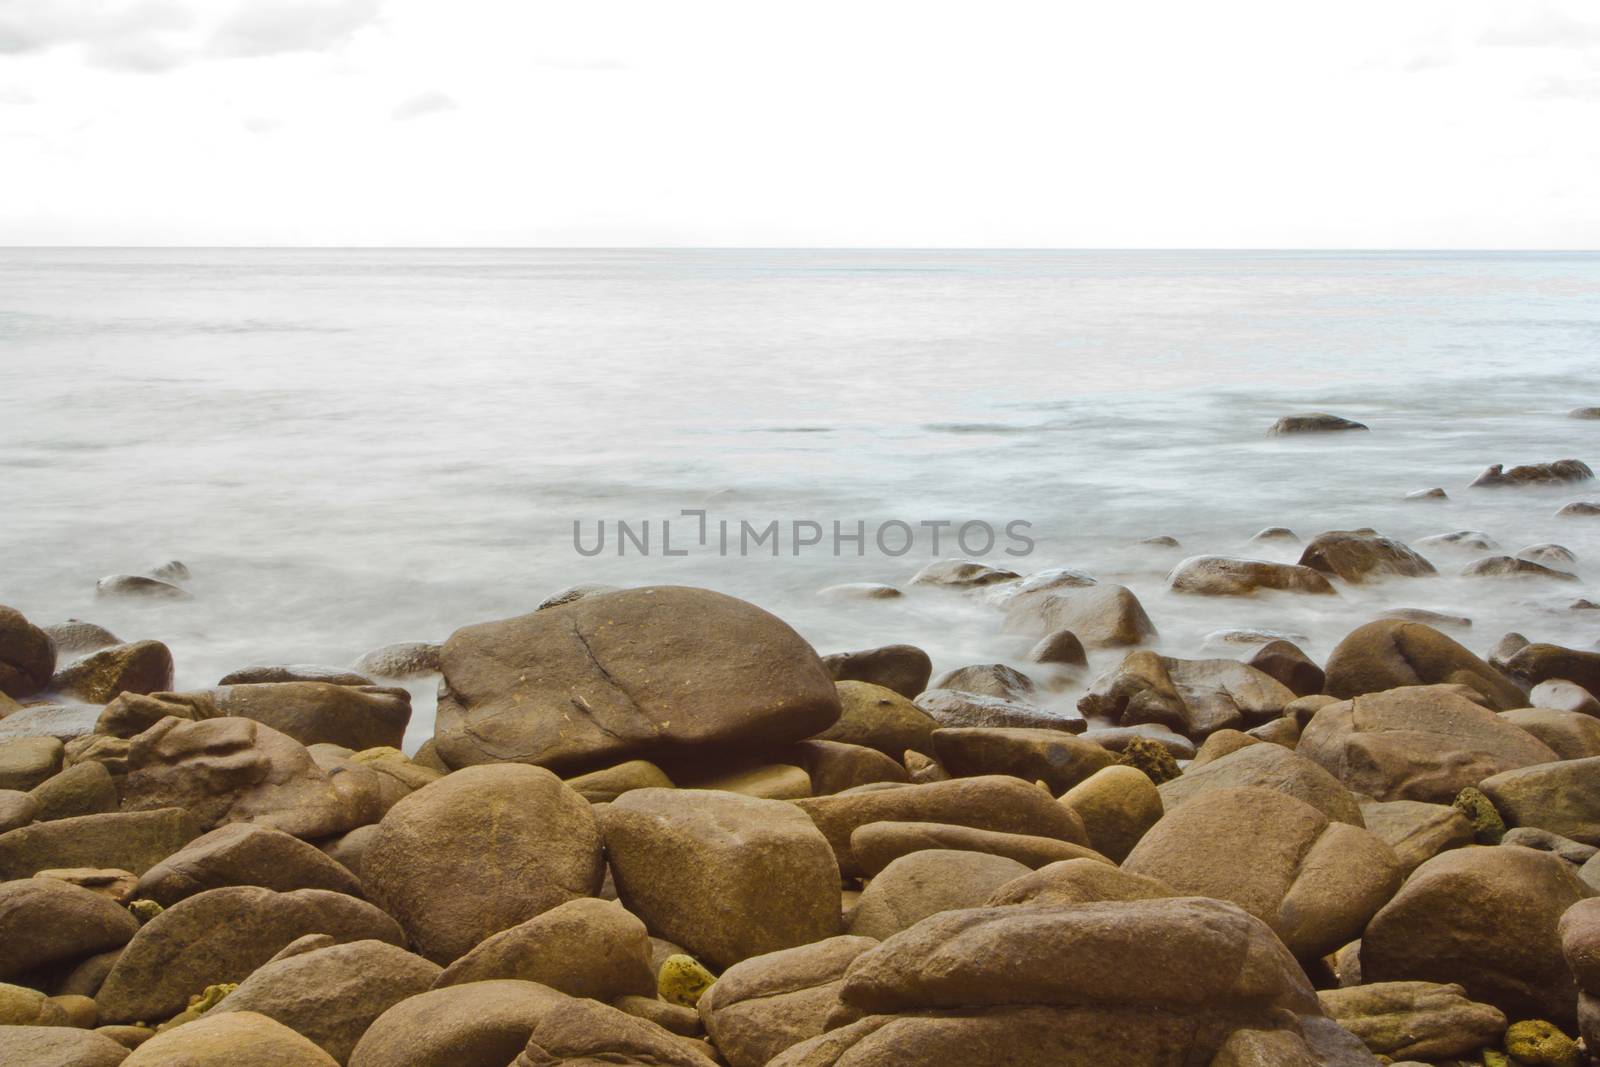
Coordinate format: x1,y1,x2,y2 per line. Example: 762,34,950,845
1166,556,1335,597
1481,757,1600,846
134,822,365,906
433,587,841,774
100,683,410,751
0,808,201,878
0,876,139,979
432,897,654,1001
1077,652,1295,739
1000,583,1157,648
1322,620,1525,709
1297,531,1435,584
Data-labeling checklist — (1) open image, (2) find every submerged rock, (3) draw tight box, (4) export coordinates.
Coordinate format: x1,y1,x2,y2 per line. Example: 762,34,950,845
1001,582,1157,647
350,642,441,680
1078,651,1295,739
1267,412,1369,435
1462,555,1579,581
909,559,1020,589
1298,530,1436,583
1321,619,1525,709
1167,556,1336,597
1470,458,1594,488
95,575,189,600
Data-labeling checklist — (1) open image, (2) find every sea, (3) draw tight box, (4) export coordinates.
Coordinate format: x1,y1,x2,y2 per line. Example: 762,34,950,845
3,248,1597,751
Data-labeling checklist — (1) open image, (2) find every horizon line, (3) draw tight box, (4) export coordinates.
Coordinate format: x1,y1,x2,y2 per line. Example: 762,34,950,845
3,244,1600,253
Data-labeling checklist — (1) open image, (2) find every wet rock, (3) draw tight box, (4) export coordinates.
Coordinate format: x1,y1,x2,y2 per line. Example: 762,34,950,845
217,664,375,686
0,703,102,743
97,885,404,1024
120,717,377,839
1244,639,1324,697
1559,501,1600,517
1058,765,1163,862
1503,707,1600,760
350,642,441,680
931,726,1115,793
0,875,140,979
1268,412,1369,435
909,559,1020,589
1503,642,1600,695
0,808,201,878
1023,628,1088,669
1300,685,1557,803
28,759,117,821
817,582,902,600
914,688,1085,733
537,583,620,610
1158,742,1364,824
847,850,1030,939
209,939,439,1064
100,683,411,752
1251,526,1299,543
1167,555,1336,597
1298,530,1436,583
0,606,56,699
1078,651,1295,738
1463,555,1579,581
564,759,675,803
789,740,908,795
1377,607,1472,629
434,587,840,774
134,822,365,906
1360,799,1475,876
1078,724,1195,759
1322,619,1526,709
1123,785,1402,960
1471,459,1594,488
1001,582,1157,648
794,776,1089,879
1481,758,1600,846
849,820,1107,874
602,788,840,970
815,682,937,757
363,764,603,964
1318,981,1506,1061
1361,844,1594,1028
819,645,932,699
41,619,121,657
0,735,63,791
433,897,654,1000
698,935,878,1067
95,575,189,600
1405,487,1448,501
928,662,1036,701
49,641,173,704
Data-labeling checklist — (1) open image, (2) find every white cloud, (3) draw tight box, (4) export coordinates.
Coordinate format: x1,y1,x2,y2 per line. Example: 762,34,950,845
210,0,383,58
1480,6,1600,48
391,89,456,120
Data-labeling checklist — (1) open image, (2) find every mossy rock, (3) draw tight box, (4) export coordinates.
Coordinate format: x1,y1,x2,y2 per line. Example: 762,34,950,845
1114,737,1181,785
1453,786,1506,844
1504,1019,1581,1067
658,953,715,1007
128,898,164,923
156,982,238,1032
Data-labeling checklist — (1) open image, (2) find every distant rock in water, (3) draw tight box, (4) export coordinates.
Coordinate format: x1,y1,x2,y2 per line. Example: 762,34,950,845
1250,526,1299,543
1461,556,1579,582
1559,502,1600,517
1167,556,1335,597
41,620,121,657
1470,458,1593,488
1298,530,1436,584
910,559,1020,590
1518,543,1578,568
218,664,375,687
816,582,902,600
351,642,441,680
95,575,189,601
1571,407,1600,419
1377,607,1471,630
1267,412,1369,436
1405,487,1448,501
537,583,619,611
149,560,191,582
1416,529,1499,552
1138,535,1180,548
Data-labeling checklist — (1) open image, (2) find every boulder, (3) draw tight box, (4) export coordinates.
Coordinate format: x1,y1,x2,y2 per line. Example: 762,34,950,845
1298,531,1436,584
434,587,840,774
1504,643,1600,696
819,645,932,700
209,939,441,1063
0,703,102,743
698,935,878,1067
1024,629,1088,669
565,759,675,803
1481,757,1600,845
1123,786,1402,959
794,777,1089,878
35,866,138,902
817,582,902,600
0,876,140,979
0,606,56,699
1322,620,1526,708
348,979,717,1067
362,764,603,964
27,759,118,821
1361,844,1594,1027
984,858,1173,907
121,1010,338,1065
1505,826,1597,865
789,740,908,795
50,641,174,704
100,684,411,752
1471,459,1594,487
217,665,375,686
814,682,937,757
96,886,405,1024
1079,725,1196,759
1078,652,1296,739
909,559,1019,589
1166,556,1336,597
1298,685,1559,803
913,689,1085,733
928,663,1035,701
1156,742,1364,825
1268,412,1369,435
689,762,811,799
134,823,366,906
847,850,1030,940
1252,526,1299,542
42,619,121,656
1245,640,1325,697
1359,799,1475,876
1560,501,1600,517
601,788,840,970
0,789,34,832
1462,555,1579,581
1520,542,1579,567
1559,897,1600,992
0,808,201,878
930,727,1115,793
1001,583,1157,647
1059,765,1163,862
433,897,654,1001
350,642,441,680
0,1026,131,1067
1317,981,1506,1061
850,821,1108,875
1532,679,1600,717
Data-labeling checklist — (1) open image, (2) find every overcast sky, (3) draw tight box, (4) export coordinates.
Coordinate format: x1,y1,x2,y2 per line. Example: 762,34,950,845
2,0,1597,247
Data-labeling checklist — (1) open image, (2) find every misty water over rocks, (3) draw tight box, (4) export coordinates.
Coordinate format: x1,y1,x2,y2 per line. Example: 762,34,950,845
3,248,1598,751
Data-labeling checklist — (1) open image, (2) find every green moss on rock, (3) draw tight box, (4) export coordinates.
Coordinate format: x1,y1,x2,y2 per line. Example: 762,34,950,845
1114,737,1181,785
658,953,715,1007
1453,786,1506,844
1504,1019,1581,1067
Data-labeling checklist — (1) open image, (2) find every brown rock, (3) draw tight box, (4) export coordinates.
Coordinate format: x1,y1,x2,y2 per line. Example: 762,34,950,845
1361,844,1593,1027
1059,765,1163,862
1157,742,1364,825
1463,555,1579,581
984,857,1173,907
1001,582,1157,647
850,820,1109,875
122,1010,338,1066
1504,642,1600,696
34,867,139,902
913,689,1086,732
928,663,1036,701
698,935,878,1067
134,823,366,906
815,682,937,757
350,642,442,680
1297,531,1436,583
1501,708,1600,760
0,808,200,878
0,606,56,699
1166,555,1336,597
690,763,812,799
794,776,1089,879
1471,458,1593,487
42,620,121,657
216,665,375,686
96,885,405,1024
1077,652,1296,738
1359,799,1475,876
1268,412,1368,435
819,645,932,700
564,759,675,803
1024,629,1088,670
0,735,64,791
27,760,117,821
362,764,604,964
847,850,1030,940
0,1026,131,1067
433,586,841,774
1559,896,1600,992
1123,785,1402,959
1246,639,1325,697
909,559,1020,589
0,703,102,743
601,788,840,970
50,641,174,704
100,683,411,752
788,740,908,795
433,897,655,1001
1298,685,1559,802
930,726,1115,793
0,876,139,979
1531,679,1600,716
1317,981,1506,1061
1481,757,1600,845
1322,620,1525,708
0,789,36,832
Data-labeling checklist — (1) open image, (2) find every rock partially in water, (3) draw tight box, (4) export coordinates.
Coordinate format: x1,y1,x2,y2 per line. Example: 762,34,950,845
1023,628,1087,670
1559,501,1600,517
1267,412,1369,436
1251,526,1299,543
0,606,56,700
1245,639,1325,697
1503,642,1600,694
95,574,190,600
149,560,191,582
351,641,441,680
816,582,902,600
909,558,1020,589
1376,607,1471,629
101,683,411,752
1405,487,1449,501
1001,582,1157,647
1417,529,1499,552
1463,555,1579,581
41,619,120,657
50,640,174,704
1322,619,1525,708
1531,679,1600,716
1166,555,1335,597
1571,407,1600,419
1078,651,1296,739
218,664,375,686
1298,530,1436,583
928,663,1035,701
820,644,931,699
915,688,1085,734
1470,458,1594,488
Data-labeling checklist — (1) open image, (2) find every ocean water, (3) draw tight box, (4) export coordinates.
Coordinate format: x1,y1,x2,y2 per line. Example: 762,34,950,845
3,248,1598,750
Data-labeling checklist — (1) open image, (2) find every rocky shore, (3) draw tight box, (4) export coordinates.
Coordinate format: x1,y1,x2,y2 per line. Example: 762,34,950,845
3,460,1600,1065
